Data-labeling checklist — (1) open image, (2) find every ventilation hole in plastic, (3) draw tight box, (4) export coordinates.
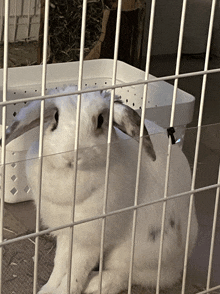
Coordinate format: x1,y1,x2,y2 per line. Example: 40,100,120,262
85,83,87,86
10,187,18,195
126,99,128,103
24,101,27,104
24,91,27,93
24,186,31,193
139,106,141,109
13,112,17,117
11,163,16,168
95,83,97,85
133,103,135,106
105,82,107,84
11,175,17,182
35,89,37,92
14,92,16,94
13,103,16,106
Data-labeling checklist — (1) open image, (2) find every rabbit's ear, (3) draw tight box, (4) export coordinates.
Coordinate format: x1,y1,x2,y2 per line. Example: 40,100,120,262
0,100,58,146
113,101,156,161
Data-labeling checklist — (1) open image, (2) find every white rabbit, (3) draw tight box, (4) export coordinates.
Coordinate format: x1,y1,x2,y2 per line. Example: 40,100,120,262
2,85,198,294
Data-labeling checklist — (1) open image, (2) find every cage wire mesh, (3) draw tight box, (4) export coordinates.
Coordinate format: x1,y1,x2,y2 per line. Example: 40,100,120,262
0,0,220,294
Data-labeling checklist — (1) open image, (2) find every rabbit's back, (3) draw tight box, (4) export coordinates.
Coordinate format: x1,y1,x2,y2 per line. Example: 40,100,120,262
132,132,198,275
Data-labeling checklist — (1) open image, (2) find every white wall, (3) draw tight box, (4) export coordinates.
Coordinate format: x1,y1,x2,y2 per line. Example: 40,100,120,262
0,0,40,42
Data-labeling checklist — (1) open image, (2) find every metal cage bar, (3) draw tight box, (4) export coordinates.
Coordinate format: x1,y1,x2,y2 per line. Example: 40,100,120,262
0,0,9,292
206,162,220,291
156,0,188,292
32,0,50,292
97,1,123,293
182,1,218,293
128,0,157,293
66,0,88,293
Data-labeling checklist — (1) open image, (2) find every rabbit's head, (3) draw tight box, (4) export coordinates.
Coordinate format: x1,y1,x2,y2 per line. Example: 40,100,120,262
1,86,156,168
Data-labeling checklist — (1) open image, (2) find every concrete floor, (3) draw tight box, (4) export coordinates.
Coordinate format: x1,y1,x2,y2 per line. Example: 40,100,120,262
3,52,220,291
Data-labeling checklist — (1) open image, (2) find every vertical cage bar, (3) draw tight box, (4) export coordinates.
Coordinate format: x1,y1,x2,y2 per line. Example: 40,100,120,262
182,1,217,293
0,0,9,292
156,0,188,293
32,0,50,293
97,1,123,293
170,0,188,128
206,162,220,290
66,1,88,293
127,0,156,293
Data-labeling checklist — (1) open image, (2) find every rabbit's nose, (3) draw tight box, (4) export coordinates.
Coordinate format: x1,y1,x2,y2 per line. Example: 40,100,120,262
62,150,82,165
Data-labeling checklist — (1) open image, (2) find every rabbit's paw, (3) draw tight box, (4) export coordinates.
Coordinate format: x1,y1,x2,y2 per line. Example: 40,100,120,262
52,279,68,294
52,274,82,294
84,271,124,294
37,284,56,294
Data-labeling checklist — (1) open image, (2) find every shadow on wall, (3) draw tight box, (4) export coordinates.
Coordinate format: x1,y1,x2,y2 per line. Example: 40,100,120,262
141,0,220,58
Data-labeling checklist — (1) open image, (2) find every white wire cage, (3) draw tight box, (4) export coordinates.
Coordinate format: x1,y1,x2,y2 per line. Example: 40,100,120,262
0,0,220,294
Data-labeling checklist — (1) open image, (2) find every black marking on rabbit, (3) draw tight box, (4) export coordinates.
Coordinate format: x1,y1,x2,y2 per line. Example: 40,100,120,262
170,218,175,228
93,108,110,137
97,113,104,129
113,101,156,161
149,227,162,242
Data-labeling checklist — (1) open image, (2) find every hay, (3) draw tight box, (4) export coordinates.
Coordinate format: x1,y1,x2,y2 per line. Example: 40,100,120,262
48,0,103,63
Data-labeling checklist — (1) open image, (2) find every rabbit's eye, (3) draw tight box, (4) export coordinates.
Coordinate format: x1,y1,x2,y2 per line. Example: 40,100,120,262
55,110,59,123
97,113,104,129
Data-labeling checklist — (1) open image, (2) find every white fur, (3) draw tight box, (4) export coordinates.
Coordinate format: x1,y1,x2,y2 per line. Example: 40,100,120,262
21,87,198,294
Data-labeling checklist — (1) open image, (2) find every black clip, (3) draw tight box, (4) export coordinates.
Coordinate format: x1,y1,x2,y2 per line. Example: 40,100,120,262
167,127,176,145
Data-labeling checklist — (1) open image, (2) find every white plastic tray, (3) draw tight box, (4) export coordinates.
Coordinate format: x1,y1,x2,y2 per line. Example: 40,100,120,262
0,59,195,127
0,59,195,203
